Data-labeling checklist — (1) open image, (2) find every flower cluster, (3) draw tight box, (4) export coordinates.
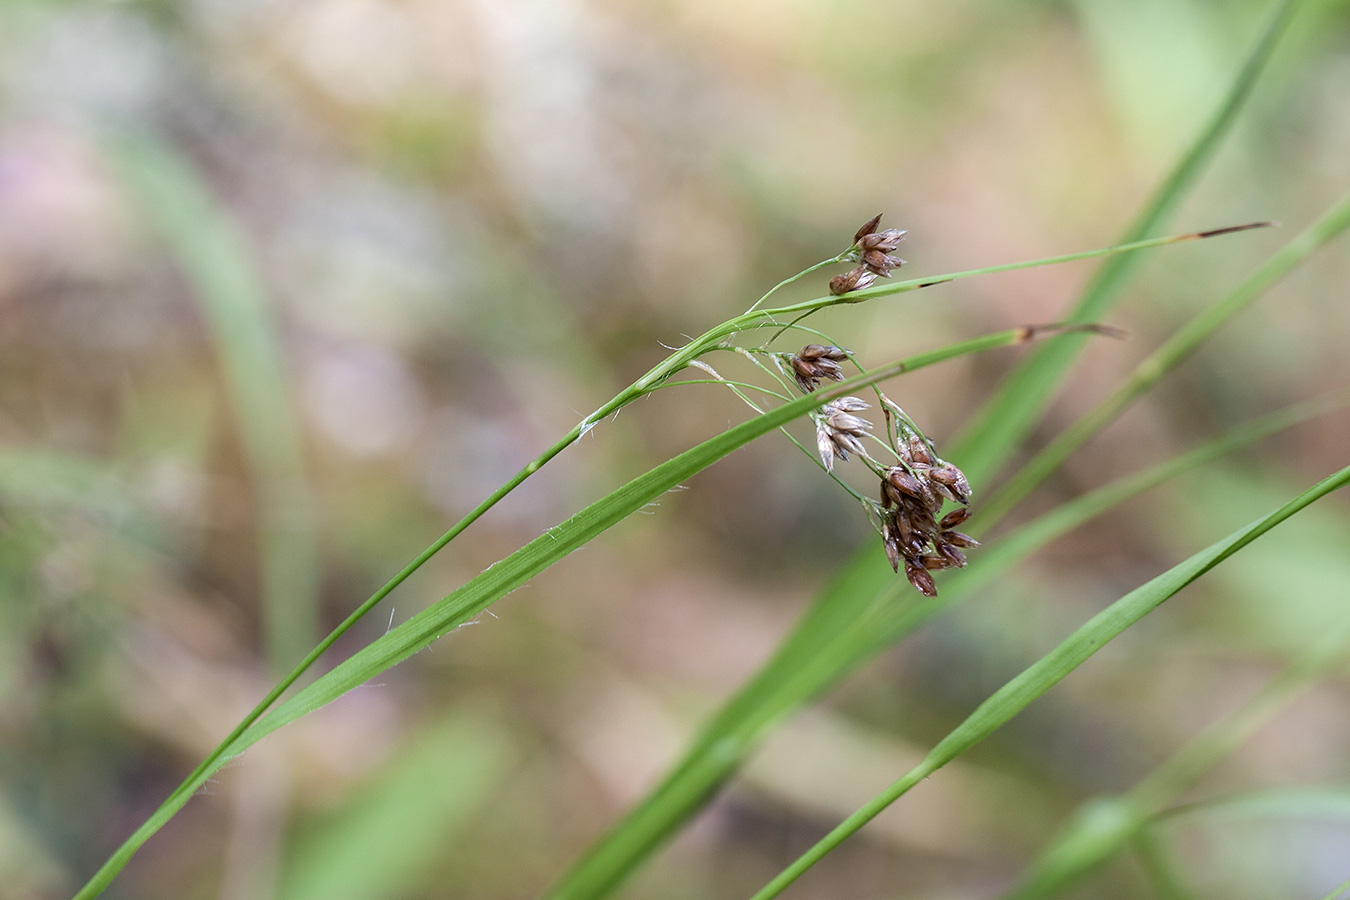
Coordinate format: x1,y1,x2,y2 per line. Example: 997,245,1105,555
828,214,907,295
815,397,871,472
788,344,849,393
877,436,977,597
784,347,976,597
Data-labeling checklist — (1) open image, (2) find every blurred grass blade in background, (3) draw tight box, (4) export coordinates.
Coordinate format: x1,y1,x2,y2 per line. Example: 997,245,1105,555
999,616,1350,900
950,0,1305,484
747,461,1350,900
981,190,1350,526
104,130,320,673
540,7,1307,894
276,712,516,900
542,385,1348,900
982,191,1350,528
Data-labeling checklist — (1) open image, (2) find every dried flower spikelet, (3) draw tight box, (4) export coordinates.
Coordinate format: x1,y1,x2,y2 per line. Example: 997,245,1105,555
939,507,970,530
928,462,972,505
881,465,929,509
815,397,872,471
907,435,934,466
904,559,938,597
873,453,978,597
881,514,903,572
854,214,907,277
829,266,877,296
788,344,849,393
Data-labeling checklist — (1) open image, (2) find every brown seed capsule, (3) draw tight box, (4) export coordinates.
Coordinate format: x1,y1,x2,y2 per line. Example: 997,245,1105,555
885,467,927,500
928,463,972,504
935,541,967,568
907,436,934,466
881,514,903,572
853,214,884,244
829,266,877,296
859,228,907,253
788,345,850,393
942,530,980,549
861,247,905,277
939,507,971,530
920,554,952,571
904,559,938,597
798,344,846,361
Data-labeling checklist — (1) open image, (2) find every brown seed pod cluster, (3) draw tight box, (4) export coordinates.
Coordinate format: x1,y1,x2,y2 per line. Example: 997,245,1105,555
878,436,977,597
814,397,871,472
829,214,907,295
787,344,850,393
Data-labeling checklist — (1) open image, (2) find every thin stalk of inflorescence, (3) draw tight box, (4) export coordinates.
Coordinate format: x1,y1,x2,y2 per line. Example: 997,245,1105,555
126,219,1270,862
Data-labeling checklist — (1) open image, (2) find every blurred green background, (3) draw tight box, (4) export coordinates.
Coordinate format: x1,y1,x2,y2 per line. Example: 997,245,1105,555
2,0,1349,898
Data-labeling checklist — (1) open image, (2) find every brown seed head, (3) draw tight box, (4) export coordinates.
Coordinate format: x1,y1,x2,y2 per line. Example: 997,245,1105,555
942,530,979,549
815,398,872,471
787,345,850,393
928,462,972,504
829,266,877,296
861,247,906,277
859,228,907,253
881,514,903,572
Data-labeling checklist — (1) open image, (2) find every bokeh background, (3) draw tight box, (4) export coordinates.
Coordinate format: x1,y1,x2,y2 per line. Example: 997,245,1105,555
2,0,1350,898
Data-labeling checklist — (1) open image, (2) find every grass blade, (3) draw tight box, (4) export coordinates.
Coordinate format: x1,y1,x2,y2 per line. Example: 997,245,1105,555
542,391,1348,900
70,326,1042,900
951,0,1305,484
747,461,1350,900
1000,616,1350,899
105,130,321,673
981,191,1350,526
545,12,1308,892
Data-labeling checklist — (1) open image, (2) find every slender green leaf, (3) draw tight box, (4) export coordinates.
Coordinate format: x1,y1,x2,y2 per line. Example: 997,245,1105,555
1319,874,1350,900
950,0,1305,484
748,462,1350,900
1001,616,1350,899
982,190,1350,525
542,391,1347,900
541,10,1310,891
105,130,320,672
70,326,1040,900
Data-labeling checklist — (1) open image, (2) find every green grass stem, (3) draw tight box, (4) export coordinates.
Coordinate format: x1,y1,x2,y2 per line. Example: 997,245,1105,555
71,325,1056,900
747,461,1350,900
542,390,1347,900
981,191,1350,526
951,0,1305,484
1000,617,1350,899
